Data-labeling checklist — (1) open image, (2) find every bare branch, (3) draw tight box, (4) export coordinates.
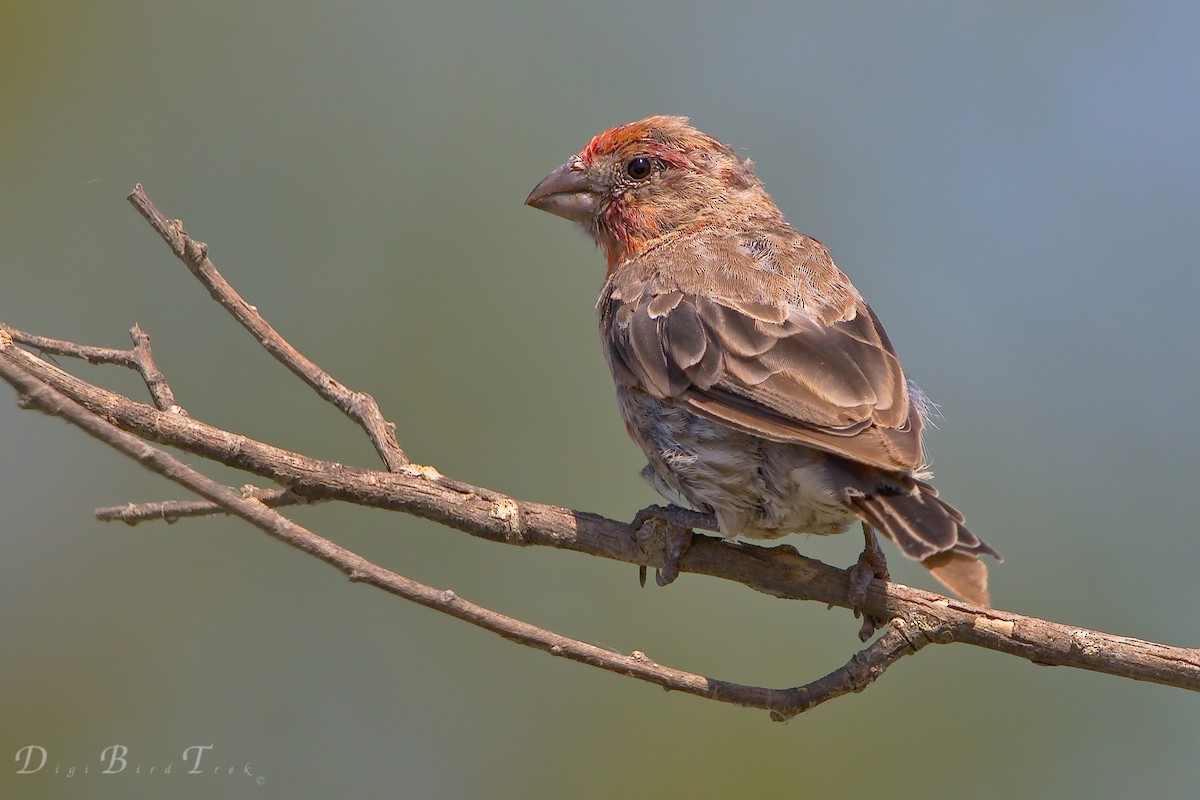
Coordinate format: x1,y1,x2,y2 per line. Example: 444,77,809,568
95,486,307,524
768,618,928,721
8,323,182,413
5,185,1200,720
127,324,179,412
0,351,888,718
4,327,1199,699
126,184,408,471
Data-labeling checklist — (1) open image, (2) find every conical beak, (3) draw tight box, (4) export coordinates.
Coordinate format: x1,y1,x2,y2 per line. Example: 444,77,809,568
525,161,600,222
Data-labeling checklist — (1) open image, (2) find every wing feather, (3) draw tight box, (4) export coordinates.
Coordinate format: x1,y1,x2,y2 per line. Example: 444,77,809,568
600,234,923,473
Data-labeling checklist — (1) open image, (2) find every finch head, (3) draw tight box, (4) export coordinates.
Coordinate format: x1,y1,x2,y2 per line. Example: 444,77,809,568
526,116,781,271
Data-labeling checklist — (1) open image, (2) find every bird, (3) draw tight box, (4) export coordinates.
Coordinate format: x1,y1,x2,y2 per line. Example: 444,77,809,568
525,115,999,609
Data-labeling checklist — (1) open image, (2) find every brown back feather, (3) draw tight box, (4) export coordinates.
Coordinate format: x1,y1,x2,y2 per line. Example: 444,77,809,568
601,224,923,473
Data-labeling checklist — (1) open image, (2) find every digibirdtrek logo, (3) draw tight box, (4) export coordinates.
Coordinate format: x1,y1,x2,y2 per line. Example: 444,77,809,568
13,744,264,785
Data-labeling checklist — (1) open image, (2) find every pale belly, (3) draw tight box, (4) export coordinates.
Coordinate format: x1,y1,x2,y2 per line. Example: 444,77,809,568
616,388,859,540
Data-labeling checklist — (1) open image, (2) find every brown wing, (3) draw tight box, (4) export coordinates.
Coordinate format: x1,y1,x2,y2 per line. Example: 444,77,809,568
601,238,924,474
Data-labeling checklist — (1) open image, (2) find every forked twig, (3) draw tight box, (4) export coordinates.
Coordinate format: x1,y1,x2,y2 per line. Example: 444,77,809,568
9,323,182,413
127,185,408,471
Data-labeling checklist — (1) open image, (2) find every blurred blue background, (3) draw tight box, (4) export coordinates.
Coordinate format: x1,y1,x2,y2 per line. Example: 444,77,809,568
3,2,1199,797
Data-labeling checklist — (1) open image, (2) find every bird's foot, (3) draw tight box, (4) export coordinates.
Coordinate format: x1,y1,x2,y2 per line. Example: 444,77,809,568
631,504,708,587
848,523,892,641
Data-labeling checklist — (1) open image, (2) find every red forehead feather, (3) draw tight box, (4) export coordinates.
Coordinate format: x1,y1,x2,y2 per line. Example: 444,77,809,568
579,115,714,167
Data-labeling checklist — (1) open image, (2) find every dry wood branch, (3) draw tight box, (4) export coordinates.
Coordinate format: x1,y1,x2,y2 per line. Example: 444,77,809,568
4,318,1200,700
10,323,182,413
95,486,307,524
126,185,408,471
4,186,1200,720
0,348,891,718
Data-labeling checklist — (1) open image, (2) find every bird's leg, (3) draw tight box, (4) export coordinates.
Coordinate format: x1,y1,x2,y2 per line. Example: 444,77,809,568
630,504,713,587
848,523,891,640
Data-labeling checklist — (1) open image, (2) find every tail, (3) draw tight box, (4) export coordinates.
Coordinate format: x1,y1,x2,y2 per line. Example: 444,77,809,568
844,476,1001,606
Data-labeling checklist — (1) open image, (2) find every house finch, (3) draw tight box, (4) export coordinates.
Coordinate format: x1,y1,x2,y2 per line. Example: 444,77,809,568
526,115,999,608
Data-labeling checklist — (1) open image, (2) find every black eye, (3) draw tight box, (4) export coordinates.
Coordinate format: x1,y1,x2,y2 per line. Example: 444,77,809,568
626,156,654,180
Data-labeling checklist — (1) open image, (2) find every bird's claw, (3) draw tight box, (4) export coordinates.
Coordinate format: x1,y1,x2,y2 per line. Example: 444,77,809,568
847,546,889,609
848,524,892,640
631,504,702,587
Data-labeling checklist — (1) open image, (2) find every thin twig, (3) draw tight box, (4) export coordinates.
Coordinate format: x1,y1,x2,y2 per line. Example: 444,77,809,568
8,323,183,413
126,185,408,471
770,618,928,721
95,486,307,524
128,324,179,412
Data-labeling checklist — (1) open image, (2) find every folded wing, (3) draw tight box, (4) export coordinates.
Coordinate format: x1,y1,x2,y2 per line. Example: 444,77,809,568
604,281,923,474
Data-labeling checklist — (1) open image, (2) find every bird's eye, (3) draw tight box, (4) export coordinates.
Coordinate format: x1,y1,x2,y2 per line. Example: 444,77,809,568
625,156,654,180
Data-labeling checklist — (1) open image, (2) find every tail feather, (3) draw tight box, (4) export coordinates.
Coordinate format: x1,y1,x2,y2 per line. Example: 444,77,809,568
846,478,1000,607
923,551,992,607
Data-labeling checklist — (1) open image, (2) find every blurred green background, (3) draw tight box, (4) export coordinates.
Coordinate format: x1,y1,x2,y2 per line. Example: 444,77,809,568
3,2,1199,798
